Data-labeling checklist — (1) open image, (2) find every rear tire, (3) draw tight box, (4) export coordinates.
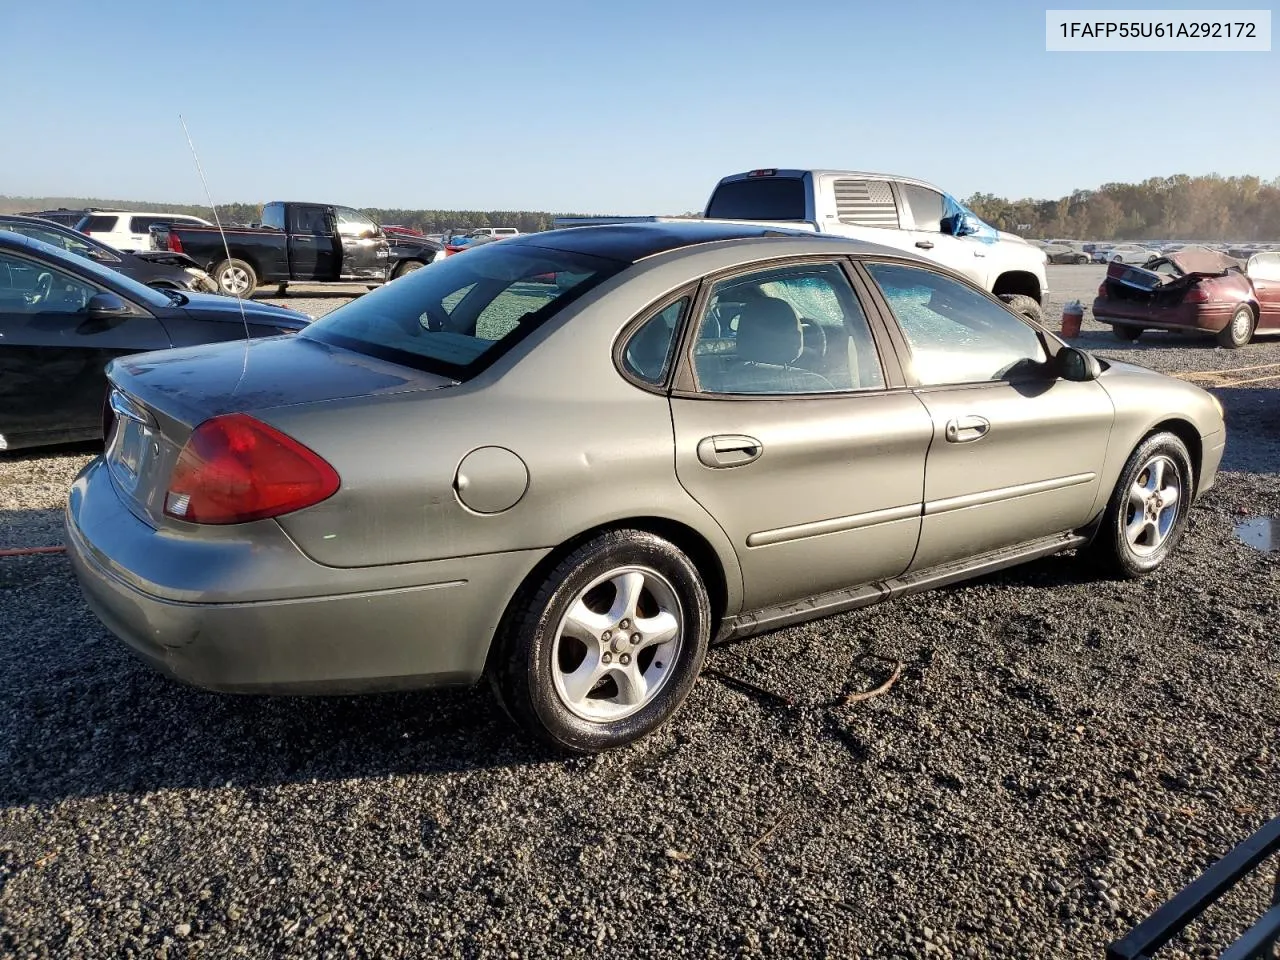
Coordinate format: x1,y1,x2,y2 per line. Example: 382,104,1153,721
490,530,711,753
1074,254,1089,264
1086,431,1193,579
1112,324,1143,341
276,283,288,297
211,259,257,299
1215,305,1255,349
998,293,1042,324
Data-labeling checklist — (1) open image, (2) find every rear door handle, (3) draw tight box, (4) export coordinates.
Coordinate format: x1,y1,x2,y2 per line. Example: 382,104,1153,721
293,235,314,242
915,240,934,250
697,434,762,468
944,416,990,443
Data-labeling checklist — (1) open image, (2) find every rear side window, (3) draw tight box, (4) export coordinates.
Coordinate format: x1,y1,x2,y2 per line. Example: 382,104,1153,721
705,177,807,220
833,180,899,228
79,215,118,232
290,206,330,235
621,297,687,385
129,216,159,233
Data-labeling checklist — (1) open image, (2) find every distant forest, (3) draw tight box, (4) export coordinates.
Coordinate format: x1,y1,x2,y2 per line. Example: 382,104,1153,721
5,172,1280,240
964,174,1280,241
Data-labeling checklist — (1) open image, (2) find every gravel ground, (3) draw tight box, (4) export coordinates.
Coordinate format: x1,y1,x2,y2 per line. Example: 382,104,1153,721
1,266,1277,958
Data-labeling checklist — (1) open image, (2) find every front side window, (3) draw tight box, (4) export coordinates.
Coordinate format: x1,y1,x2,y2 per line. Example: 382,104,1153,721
692,262,885,395
302,243,624,378
865,261,1047,386
1,224,110,261
129,216,158,234
0,252,98,315
261,204,286,230
335,206,377,237
621,297,687,385
900,184,945,233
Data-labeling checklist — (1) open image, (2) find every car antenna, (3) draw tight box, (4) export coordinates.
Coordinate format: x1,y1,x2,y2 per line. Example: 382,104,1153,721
179,114,251,394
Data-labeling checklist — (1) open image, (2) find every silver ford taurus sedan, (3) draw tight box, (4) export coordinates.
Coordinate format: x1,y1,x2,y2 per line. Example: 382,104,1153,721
66,222,1226,752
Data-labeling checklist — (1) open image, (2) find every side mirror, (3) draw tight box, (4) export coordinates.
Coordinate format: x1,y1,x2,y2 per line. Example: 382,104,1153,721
86,292,132,322
953,213,981,237
1057,346,1102,382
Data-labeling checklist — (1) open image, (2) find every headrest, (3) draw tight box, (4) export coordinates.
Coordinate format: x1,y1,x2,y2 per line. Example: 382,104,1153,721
736,296,802,365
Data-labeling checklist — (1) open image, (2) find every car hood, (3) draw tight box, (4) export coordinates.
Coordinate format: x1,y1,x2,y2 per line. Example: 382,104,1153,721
1165,246,1242,276
176,293,311,326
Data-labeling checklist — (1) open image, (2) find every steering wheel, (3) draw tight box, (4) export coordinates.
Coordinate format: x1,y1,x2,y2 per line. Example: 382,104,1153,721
799,319,828,359
28,271,53,306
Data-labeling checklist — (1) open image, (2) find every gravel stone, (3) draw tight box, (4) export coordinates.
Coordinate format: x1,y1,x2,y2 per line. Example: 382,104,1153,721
1,266,1276,958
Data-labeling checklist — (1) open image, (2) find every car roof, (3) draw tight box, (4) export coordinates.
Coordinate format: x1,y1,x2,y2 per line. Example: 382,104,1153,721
716,168,948,192
0,229,84,260
0,214,79,230
509,221,867,263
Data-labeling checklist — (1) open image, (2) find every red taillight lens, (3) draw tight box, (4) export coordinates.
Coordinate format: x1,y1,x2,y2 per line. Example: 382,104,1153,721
168,231,184,254
1183,286,1210,303
164,413,339,524
1097,283,1107,297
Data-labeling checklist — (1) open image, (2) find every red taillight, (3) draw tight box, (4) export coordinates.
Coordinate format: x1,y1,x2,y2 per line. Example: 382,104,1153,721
1097,283,1107,297
1183,286,1210,303
168,231,184,254
164,413,339,524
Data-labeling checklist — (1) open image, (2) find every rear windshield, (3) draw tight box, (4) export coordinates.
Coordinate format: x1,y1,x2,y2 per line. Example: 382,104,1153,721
79,215,118,232
302,242,625,378
706,177,807,220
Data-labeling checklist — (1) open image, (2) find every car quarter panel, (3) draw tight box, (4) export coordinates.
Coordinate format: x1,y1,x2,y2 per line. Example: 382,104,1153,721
1088,361,1227,510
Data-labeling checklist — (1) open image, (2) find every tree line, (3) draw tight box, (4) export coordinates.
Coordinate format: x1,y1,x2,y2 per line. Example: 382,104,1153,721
7,172,1280,241
964,174,1280,241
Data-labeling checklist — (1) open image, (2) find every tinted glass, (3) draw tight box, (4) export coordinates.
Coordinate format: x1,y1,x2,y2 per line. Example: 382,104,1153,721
6,234,172,308
866,261,1047,386
693,262,884,395
705,177,806,220
290,206,329,234
622,297,687,385
900,184,945,232
302,242,625,378
0,222,112,261
79,215,118,232
833,179,899,228
261,204,286,230
0,251,98,315
129,216,158,233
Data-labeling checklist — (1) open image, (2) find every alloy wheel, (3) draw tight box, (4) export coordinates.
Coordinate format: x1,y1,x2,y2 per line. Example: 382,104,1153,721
1124,455,1181,556
551,565,684,722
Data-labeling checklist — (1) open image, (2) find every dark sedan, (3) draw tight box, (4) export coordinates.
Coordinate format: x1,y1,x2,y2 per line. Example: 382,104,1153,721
0,216,218,293
0,232,309,452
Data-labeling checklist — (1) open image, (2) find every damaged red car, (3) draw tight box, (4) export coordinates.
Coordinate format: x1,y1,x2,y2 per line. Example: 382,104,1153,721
1092,247,1280,348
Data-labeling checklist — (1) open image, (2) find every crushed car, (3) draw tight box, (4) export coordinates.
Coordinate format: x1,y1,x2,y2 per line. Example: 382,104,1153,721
1092,246,1280,348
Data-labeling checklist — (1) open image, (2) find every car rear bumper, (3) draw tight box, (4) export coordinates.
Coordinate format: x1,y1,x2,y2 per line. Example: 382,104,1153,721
65,458,547,694
1092,298,1237,333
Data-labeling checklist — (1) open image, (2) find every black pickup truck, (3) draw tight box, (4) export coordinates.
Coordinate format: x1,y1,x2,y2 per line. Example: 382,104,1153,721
151,201,444,297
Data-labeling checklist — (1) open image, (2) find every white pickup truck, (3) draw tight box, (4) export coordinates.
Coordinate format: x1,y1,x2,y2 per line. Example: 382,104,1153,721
556,168,1049,322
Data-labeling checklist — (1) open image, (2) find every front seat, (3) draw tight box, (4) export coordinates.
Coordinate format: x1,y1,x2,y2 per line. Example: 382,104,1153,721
710,296,834,394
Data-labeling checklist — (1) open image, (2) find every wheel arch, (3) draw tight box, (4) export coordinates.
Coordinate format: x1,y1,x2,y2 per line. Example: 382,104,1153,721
483,515,736,678
1148,418,1203,494
992,270,1043,302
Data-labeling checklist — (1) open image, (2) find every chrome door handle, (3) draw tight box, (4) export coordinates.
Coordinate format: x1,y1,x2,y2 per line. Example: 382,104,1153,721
697,435,763,468
293,235,314,241
944,416,990,443
915,240,934,250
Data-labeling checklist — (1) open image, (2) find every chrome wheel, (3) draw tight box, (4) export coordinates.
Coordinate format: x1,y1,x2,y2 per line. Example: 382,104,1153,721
1230,307,1252,343
219,265,251,296
551,565,683,722
1124,456,1181,556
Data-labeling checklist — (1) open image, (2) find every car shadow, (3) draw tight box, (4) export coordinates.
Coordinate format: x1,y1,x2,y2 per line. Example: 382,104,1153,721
0,509,565,807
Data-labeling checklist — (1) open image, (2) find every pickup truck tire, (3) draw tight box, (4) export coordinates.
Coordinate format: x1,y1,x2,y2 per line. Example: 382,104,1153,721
212,259,258,299
276,283,288,297
393,260,425,280
998,294,1042,324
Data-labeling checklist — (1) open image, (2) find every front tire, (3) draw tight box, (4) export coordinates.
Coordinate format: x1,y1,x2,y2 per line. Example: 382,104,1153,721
1086,431,1193,579
490,530,711,753
211,258,258,298
1215,305,1255,349
1074,254,1089,264
393,260,425,280
998,293,1042,323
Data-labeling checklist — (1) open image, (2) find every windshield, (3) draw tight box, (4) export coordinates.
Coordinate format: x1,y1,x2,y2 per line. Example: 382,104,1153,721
11,233,175,308
302,241,626,378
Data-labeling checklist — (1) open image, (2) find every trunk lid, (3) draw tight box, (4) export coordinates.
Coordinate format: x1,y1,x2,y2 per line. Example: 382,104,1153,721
103,335,455,527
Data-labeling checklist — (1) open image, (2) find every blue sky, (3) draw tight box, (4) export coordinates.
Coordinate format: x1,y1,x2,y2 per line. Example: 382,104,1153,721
4,0,1276,213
